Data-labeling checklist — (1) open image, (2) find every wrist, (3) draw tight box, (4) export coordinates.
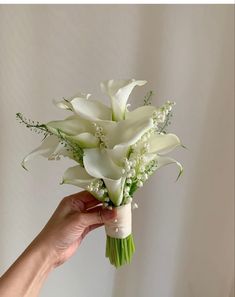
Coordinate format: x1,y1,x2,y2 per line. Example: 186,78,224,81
28,237,57,272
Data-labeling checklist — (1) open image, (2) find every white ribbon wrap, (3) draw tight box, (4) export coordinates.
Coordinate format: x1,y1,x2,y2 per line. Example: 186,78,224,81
104,203,132,239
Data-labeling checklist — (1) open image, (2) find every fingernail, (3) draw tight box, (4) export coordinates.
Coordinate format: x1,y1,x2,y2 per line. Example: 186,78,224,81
102,209,115,220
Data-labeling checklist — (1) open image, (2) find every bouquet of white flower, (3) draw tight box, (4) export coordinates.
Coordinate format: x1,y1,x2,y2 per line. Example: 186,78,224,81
16,79,183,268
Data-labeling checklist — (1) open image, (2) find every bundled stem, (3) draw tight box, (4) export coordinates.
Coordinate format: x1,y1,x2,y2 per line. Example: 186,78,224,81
105,234,135,268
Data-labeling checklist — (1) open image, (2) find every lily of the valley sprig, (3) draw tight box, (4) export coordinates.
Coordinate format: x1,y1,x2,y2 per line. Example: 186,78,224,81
17,79,183,267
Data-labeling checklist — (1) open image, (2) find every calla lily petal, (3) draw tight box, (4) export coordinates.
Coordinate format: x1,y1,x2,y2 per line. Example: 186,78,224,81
53,100,72,110
83,148,124,205
50,142,74,159
103,117,154,148
100,79,147,121
148,133,181,155
106,146,130,167
125,105,156,121
62,165,95,189
21,135,70,170
155,155,183,181
53,92,91,111
103,177,125,206
46,115,94,136
66,132,99,148
83,148,122,179
70,98,112,121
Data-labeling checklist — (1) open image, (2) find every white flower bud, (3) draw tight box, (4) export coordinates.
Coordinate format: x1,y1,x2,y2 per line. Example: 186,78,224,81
144,143,150,151
126,197,133,204
137,181,143,187
125,165,131,171
131,160,137,166
130,169,136,176
142,136,147,142
125,186,130,192
98,189,105,197
139,165,145,172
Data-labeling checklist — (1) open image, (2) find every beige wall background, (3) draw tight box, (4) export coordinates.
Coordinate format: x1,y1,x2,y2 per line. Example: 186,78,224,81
0,4,234,297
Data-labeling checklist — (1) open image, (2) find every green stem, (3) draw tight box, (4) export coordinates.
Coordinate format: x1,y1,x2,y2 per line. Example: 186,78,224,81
105,234,135,268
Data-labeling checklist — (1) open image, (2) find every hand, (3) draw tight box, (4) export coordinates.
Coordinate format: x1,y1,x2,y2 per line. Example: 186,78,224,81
0,191,116,297
31,191,116,267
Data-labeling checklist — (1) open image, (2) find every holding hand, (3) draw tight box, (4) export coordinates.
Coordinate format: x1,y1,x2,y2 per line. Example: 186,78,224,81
0,191,116,297
34,191,117,267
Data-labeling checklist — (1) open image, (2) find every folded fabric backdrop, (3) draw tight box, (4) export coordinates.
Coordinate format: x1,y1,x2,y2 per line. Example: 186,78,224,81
16,79,183,268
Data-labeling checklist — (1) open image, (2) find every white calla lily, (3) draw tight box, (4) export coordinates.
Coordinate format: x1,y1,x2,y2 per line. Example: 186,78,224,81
53,92,91,111
46,115,94,136
148,133,181,155
62,165,96,189
102,177,125,206
83,148,124,205
100,79,147,121
70,98,112,121
83,148,122,179
102,117,154,148
21,135,72,170
106,146,130,167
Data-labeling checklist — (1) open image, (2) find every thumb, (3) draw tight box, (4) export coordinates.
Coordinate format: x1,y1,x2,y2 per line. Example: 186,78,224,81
79,208,116,227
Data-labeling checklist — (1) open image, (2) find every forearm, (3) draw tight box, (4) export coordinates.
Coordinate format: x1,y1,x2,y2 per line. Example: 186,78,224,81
0,240,55,297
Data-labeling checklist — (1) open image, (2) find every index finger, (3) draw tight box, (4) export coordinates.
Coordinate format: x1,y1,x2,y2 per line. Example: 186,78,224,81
68,191,101,210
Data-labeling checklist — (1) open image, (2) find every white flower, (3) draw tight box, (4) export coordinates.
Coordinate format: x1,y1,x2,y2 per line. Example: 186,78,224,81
21,135,74,170
21,79,183,205
55,79,148,123
133,132,182,181
53,91,91,111
148,133,181,155
62,165,96,190
46,116,99,148
69,98,112,121
45,111,154,150
154,154,183,181
100,79,147,121
83,148,125,205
